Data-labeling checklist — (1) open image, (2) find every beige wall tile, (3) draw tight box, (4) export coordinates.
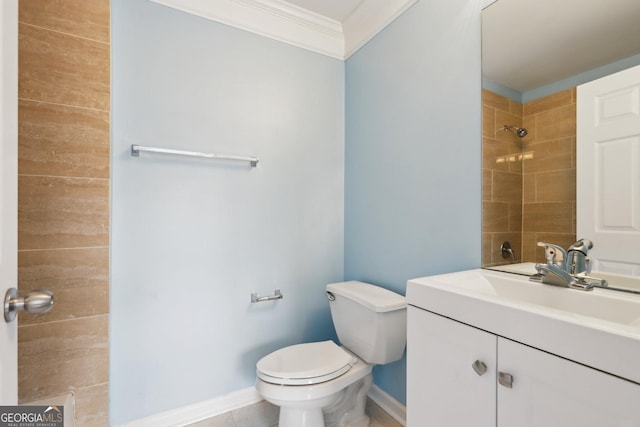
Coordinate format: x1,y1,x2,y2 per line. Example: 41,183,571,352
74,382,109,427
509,202,522,233
18,0,110,422
482,233,493,265
509,99,523,116
523,138,573,174
535,169,576,202
483,137,510,172
483,201,510,233
523,173,536,203
492,170,522,203
507,152,523,175
523,202,574,233
523,89,573,116
483,89,511,111
19,0,109,43
534,104,576,142
19,100,110,178
522,231,537,262
521,116,536,143
482,105,495,137
18,315,109,401
18,176,109,250
19,24,109,110
483,169,492,201
18,248,109,325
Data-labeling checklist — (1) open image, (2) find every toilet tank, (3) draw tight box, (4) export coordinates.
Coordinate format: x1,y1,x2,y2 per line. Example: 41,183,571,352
326,281,407,364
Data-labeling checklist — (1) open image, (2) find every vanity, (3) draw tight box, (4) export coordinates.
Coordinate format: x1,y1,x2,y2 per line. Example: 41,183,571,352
406,268,640,426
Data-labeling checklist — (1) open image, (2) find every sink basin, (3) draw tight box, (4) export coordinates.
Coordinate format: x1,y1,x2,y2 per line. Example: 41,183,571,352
407,268,640,384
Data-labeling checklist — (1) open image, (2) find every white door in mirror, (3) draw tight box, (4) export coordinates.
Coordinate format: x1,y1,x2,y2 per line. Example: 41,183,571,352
577,64,640,276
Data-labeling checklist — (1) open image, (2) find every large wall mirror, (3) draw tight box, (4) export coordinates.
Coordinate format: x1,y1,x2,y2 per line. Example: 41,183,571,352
481,0,640,273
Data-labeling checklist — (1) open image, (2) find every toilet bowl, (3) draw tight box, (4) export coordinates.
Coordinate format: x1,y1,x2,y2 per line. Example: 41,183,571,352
255,281,407,427
256,342,372,427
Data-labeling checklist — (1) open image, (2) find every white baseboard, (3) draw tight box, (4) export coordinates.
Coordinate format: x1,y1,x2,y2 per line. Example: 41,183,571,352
367,384,406,426
117,387,262,427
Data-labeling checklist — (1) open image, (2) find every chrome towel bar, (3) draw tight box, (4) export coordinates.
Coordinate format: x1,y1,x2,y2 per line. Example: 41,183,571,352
251,289,283,303
131,144,259,167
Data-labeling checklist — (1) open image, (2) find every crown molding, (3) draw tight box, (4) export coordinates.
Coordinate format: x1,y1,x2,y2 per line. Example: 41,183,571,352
148,0,416,60
343,0,417,58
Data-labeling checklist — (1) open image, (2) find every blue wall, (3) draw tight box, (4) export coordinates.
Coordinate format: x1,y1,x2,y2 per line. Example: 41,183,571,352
345,0,483,404
112,0,484,421
111,0,344,424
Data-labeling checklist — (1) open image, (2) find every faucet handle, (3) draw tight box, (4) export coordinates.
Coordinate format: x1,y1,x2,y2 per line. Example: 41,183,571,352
569,239,593,253
537,242,567,269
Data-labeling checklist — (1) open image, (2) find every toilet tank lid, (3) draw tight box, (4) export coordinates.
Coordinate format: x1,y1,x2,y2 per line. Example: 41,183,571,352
326,281,406,312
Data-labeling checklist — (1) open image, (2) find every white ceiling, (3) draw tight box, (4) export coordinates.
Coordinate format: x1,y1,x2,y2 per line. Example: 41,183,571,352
482,0,640,93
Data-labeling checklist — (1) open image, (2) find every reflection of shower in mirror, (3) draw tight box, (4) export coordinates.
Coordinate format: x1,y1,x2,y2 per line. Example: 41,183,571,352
501,124,528,137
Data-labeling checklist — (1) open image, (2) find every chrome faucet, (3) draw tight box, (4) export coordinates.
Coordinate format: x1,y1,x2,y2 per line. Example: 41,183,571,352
566,239,593,275
530,263,593,290
537,242,567,270
530,240,605,291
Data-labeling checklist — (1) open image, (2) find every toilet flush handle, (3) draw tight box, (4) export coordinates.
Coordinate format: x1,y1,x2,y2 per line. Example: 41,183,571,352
325,291,335,301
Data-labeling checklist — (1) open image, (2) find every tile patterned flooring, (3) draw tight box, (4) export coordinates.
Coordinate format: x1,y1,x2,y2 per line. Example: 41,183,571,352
187,398,403,427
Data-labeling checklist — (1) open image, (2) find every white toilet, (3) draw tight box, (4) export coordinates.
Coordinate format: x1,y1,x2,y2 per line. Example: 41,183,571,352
255,281,407,427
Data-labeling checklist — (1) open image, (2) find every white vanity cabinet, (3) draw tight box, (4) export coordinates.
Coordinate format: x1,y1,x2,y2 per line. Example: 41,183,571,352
407,306,496,426
407,306,640,427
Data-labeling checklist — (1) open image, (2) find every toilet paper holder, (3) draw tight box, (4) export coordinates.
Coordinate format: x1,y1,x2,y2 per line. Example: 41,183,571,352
251,289,283,303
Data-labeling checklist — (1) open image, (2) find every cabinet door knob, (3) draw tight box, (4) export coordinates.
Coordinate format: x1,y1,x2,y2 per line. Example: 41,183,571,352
472,360,487,376
498,371,513,388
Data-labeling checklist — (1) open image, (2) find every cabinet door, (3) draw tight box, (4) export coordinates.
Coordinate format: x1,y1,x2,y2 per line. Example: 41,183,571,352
407,307,496,427
498,338,640,427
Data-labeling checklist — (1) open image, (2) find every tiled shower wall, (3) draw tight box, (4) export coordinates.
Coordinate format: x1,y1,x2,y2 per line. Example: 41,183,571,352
17,1,110,426
482,89,524,266
482,89,576,265
521,89,577,262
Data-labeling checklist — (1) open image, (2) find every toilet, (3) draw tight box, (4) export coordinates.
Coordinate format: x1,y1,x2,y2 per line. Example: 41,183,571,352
255,281,407,427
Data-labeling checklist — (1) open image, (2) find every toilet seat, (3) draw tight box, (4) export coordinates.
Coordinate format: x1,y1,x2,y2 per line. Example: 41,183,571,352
257,341,356,386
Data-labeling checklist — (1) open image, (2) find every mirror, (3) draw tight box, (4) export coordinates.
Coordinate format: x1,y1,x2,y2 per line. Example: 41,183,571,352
480,0,640,274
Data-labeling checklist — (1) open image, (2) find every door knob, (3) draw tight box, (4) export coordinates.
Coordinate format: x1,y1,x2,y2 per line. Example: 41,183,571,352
4,288,54,322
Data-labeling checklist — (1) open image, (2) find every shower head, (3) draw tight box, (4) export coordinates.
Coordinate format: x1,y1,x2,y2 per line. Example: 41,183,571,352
503,125,528,138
